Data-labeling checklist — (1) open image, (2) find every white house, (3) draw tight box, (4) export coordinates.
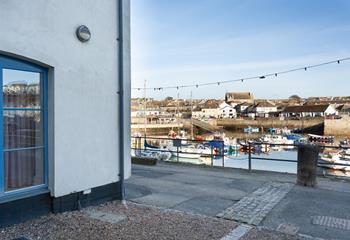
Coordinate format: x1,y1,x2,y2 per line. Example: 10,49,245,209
218,102,237,118
253,102,278,118
201,108,220,118
192,110,204,119
131,109,162,117
0,0,131,226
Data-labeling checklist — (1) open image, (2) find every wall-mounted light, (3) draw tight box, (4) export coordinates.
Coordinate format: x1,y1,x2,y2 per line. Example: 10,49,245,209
76,25,91,42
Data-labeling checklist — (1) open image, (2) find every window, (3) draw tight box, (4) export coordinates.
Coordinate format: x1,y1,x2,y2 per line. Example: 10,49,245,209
0,55,48,199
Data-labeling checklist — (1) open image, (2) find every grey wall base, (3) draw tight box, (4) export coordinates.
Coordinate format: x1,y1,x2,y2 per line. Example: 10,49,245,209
0,182,121,228
52,182,121,213
0,192,51,228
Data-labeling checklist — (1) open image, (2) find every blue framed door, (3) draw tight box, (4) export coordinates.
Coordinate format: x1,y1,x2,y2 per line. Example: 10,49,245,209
0,55,48,199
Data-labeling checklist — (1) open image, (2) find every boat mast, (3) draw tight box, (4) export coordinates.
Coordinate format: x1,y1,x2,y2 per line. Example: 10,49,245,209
143,79,147,137
177,91,180,136
190,91,194,140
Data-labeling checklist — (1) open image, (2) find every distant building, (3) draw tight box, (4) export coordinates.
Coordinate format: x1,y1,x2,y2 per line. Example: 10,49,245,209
218,102,237,118
235,102,252,115
200,108,220,119
131,109,162,117
253,101,278,118
336,104,350,115
225,92,254,105
282,104,338,118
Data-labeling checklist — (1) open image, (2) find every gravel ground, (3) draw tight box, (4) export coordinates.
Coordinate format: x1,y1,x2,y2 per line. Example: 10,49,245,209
0,201,237,240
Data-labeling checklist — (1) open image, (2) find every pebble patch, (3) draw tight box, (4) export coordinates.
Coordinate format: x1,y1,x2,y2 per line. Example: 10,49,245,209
217,182,293,225
311,216,350,230
85,210,126,224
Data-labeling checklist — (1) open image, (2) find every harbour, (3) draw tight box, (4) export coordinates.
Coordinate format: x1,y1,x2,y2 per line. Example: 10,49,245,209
131,129,350,178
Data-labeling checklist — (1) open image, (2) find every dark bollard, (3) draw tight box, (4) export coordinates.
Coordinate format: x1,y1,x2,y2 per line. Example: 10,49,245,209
297,144,319,187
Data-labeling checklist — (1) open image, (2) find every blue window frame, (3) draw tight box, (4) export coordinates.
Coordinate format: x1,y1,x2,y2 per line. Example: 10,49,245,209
0,55,48,200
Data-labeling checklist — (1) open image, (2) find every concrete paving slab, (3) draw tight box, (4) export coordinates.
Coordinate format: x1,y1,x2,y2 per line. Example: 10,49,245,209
132,193,190,208
85,210,126,224
262,185,350,240
225,178,264,193
127,164,264,204
125,183,152,199
127,162,350,239
173,196,236,216
221,224,252,240
131,168,175,178
277,223,300,235
240,228,299,240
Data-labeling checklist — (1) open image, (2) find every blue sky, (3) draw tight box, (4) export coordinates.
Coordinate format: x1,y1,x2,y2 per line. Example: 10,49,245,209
131,0,350,99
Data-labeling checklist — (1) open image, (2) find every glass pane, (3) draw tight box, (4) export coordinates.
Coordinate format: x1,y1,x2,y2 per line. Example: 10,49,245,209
3,110,43,149
3,69,41,108
4,149,44,191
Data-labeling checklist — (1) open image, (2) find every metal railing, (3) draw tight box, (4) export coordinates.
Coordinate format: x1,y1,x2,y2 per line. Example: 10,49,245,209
131,136,350,176
131,136,225,167
246,142,350,173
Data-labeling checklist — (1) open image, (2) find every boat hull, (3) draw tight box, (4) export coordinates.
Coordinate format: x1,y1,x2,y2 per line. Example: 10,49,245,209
172,152,201,159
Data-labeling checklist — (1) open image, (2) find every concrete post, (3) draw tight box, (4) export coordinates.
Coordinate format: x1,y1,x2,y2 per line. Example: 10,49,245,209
297,144,319,187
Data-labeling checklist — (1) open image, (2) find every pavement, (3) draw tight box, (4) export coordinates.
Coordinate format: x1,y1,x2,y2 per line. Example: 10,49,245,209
126,161,350,240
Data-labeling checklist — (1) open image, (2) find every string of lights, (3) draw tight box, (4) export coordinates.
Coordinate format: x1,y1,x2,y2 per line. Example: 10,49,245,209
132,57,350,91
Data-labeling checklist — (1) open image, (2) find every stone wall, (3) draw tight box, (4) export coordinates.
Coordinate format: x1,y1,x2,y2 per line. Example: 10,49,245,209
216,118,324,133
324,115,350,137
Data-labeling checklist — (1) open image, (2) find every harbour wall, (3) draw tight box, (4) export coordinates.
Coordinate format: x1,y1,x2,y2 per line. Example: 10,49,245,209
215,118,324,134
324,115,350,137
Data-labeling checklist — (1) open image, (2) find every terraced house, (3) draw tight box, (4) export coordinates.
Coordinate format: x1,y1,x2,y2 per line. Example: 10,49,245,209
0,0,131,226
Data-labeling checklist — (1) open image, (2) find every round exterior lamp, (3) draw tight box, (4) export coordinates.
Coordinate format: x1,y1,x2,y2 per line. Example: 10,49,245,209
76,25,91,42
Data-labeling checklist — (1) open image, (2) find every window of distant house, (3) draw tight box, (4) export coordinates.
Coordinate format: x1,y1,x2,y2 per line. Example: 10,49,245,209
0,54,48,198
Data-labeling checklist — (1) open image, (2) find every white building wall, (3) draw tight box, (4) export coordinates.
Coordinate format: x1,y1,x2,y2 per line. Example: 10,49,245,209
0,0,131,197
325,105,338,115
255,107,277,113
192,111,203,119
202,108,220,118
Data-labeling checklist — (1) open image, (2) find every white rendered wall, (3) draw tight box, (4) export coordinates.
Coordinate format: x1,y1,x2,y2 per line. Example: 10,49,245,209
0,0,131,197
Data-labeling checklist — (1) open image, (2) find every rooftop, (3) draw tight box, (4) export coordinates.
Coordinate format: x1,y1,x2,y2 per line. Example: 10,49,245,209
226,92,254,100
283,104,331,113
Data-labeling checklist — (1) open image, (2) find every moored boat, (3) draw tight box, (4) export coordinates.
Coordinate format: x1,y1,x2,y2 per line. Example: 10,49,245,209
308,134,334,144
244,126,259,134
319,153,350,171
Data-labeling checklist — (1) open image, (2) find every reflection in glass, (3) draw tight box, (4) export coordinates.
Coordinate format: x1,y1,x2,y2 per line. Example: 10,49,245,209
4,149,44,191
3,69,41,108
3,111,42,149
